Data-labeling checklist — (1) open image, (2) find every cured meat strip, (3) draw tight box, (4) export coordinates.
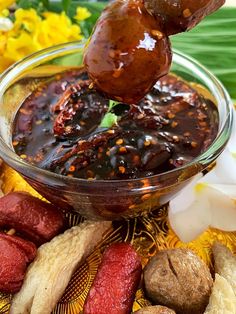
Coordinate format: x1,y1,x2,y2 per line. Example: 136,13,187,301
0,192,65,245
84,243,142,314
0,233,36,293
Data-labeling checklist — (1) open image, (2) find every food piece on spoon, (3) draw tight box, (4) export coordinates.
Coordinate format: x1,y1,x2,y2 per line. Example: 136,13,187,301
84,243,142,314
143,248,213,314
0,233,36,294
144,0,225,35
133,305,176,314
10,221,111,314
0,191,65,246
213,242,236,293
84,0,225,103
204,274,236,314
84,0,172,103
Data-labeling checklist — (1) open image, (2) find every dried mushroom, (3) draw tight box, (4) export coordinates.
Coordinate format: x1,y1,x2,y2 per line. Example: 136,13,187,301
143,248,213,314
134,305,175,314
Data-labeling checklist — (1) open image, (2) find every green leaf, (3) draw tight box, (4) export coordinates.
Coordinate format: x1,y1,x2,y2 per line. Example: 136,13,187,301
172,8,236,101
99,113,118,128
62,0,72,14
16,0,49,12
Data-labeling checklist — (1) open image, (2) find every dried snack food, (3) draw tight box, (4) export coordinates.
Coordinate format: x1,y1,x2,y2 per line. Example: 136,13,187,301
144,248,213,314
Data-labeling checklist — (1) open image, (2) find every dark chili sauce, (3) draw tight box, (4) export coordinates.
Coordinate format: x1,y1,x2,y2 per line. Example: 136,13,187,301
12,69,219,180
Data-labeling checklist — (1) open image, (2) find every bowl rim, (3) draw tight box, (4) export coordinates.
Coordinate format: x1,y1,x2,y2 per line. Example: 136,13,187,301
0,41,233,187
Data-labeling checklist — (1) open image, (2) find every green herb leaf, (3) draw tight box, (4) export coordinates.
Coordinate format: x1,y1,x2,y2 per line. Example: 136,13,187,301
108,99,119,110
99,100,120,128
99,113,118,128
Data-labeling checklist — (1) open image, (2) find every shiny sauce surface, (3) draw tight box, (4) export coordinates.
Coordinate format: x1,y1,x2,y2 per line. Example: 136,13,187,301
12,69,218,180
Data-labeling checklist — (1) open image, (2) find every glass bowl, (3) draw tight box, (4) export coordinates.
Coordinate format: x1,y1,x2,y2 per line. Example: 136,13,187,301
0,41,233,220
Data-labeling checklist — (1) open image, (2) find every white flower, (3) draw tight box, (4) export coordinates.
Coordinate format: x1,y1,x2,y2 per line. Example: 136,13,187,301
169,109,236,242
0,17,13,31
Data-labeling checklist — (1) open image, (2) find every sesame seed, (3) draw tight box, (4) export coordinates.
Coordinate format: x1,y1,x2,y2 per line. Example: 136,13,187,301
88,82,94,89
184,132,191,137
191,141,198,148
19,108,30,115
167,112,175,119
173,135,180,143
171,121,178,128
107,129,115,134
183,8,192,18
144,140,151,147
151,29,164,39
119,147,127,154
141,193,151,201
129,204,136,209
20,154,27,159
12,141,19,146
137,113,144,120
116,139,124,145
118,166,126,174
69,165,75,172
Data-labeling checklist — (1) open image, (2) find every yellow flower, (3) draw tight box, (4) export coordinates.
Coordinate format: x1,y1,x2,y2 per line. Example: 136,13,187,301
0,0,15,12
13,8,41,34
35,11,82,47
0,8,85,73
5,30,42,62
0,9,10,17
0,32,7,54
74,7,91,21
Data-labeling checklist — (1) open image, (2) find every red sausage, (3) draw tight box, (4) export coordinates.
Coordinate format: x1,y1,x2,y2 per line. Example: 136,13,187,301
84,243,142,314
0,192,65,245
0,233,36,293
